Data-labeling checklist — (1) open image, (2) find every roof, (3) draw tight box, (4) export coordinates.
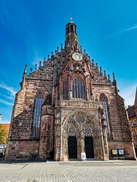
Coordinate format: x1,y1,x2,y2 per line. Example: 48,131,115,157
126,105,136,118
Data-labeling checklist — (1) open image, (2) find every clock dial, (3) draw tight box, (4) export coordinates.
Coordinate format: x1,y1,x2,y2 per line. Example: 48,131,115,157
72,53,83,61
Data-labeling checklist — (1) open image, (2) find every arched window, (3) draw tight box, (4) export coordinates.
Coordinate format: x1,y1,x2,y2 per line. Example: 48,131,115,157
100,94,110,136
33,91,44,139
72,77,86,98
71,25,73,32
63,80,68,100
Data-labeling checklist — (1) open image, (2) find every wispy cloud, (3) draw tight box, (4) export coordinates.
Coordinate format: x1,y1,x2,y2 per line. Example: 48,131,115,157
0,84,17,96
0,93,14,100
0,99,13,106
106,25,137,39
120,84,136,107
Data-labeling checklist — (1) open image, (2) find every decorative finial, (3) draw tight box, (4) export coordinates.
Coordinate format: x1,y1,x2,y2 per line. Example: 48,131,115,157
23,65,27,75
30,68,32,73
39,61,41,67
112,72,116,82
104,71,106,78
70,17,73,21
35,64,37,71
92,59,94,65
61,44,63,50
100,66,102,75
108,74,111,81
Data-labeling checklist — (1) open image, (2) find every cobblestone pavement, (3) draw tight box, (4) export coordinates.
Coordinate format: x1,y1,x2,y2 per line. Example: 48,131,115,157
0,160,137,182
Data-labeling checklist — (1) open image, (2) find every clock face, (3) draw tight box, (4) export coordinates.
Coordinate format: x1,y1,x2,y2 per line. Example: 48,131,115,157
72,53,83,61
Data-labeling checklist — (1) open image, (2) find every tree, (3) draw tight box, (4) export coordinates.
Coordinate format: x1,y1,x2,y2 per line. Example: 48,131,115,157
0,124,8,144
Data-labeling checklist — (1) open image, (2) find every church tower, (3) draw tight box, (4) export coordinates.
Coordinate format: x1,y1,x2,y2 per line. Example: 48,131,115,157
6,19,136,161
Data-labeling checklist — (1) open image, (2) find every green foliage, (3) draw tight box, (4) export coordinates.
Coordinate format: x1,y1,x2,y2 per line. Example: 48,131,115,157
0,124,8,144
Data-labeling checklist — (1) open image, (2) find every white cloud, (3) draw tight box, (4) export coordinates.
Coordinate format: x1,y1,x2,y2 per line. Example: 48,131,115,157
120,84,136,107
0,84,17,96
126,25,137,32
0,99,13,106
0,93,14,100
106,25,137,39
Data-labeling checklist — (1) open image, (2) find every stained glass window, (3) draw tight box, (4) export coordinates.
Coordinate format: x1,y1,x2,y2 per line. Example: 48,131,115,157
100,94,110,135
33,97,44,138
63,80,68,100
72,77,86,98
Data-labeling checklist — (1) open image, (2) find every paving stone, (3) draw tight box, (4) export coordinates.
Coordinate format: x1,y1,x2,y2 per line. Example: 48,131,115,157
0,160,137,182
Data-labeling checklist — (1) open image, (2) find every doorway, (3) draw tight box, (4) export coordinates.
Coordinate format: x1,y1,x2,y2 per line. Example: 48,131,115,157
68,136,77,159
85,136,94,158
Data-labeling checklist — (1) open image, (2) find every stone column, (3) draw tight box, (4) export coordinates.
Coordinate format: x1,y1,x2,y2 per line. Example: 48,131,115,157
102,119,109,160
54,124,61,161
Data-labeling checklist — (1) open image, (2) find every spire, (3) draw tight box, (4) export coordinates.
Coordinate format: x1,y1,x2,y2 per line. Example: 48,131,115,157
23,65,27,75
65,19,77,46
112,72,118,94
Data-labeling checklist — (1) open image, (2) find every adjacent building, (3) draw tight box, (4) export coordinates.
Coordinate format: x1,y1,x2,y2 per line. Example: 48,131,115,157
126,89,137,155
5,20,136,161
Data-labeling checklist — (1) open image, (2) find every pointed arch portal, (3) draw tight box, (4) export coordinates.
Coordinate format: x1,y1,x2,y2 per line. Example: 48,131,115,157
61,111,105,160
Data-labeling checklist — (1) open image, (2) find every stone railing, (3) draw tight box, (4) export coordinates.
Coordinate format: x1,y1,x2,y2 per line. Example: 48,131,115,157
60,100,100,109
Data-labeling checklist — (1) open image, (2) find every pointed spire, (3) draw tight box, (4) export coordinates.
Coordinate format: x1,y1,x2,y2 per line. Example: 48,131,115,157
30,68,32,74
39,61,41,68
23,65,27,75
61,44,63,50
108,74,111,81
80,45,82,53
35,64,37,71
112,72,118,94
84,49,86,54
112,72,116,82
96,63,98,70
100,66,102,75
92,59,94,65
104,71,106,78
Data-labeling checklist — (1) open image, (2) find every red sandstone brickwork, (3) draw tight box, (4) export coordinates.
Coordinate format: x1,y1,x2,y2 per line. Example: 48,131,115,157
6,21,136,161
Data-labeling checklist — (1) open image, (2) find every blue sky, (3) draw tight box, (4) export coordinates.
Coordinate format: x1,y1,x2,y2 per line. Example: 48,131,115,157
0,0,137,123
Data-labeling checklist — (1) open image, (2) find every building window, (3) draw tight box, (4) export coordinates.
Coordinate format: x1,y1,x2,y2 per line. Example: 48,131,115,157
33,97,44,139
71,25,73,32
63,80,69,100
100,94,110,136
72,77,86,98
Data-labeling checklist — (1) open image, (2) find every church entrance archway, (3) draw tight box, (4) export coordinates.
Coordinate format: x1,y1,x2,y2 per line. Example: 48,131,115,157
85,136,94,158
68,136,77,159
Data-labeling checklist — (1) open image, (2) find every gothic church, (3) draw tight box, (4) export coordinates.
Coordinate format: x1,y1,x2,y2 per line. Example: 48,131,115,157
6,20,136,161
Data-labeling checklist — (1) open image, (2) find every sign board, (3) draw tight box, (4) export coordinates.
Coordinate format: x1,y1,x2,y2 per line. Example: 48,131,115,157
81,152,86,160
112,149,118,155
118,149,125,155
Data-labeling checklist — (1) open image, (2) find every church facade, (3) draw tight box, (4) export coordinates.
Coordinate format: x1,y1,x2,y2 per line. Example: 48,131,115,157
6,21,136,161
